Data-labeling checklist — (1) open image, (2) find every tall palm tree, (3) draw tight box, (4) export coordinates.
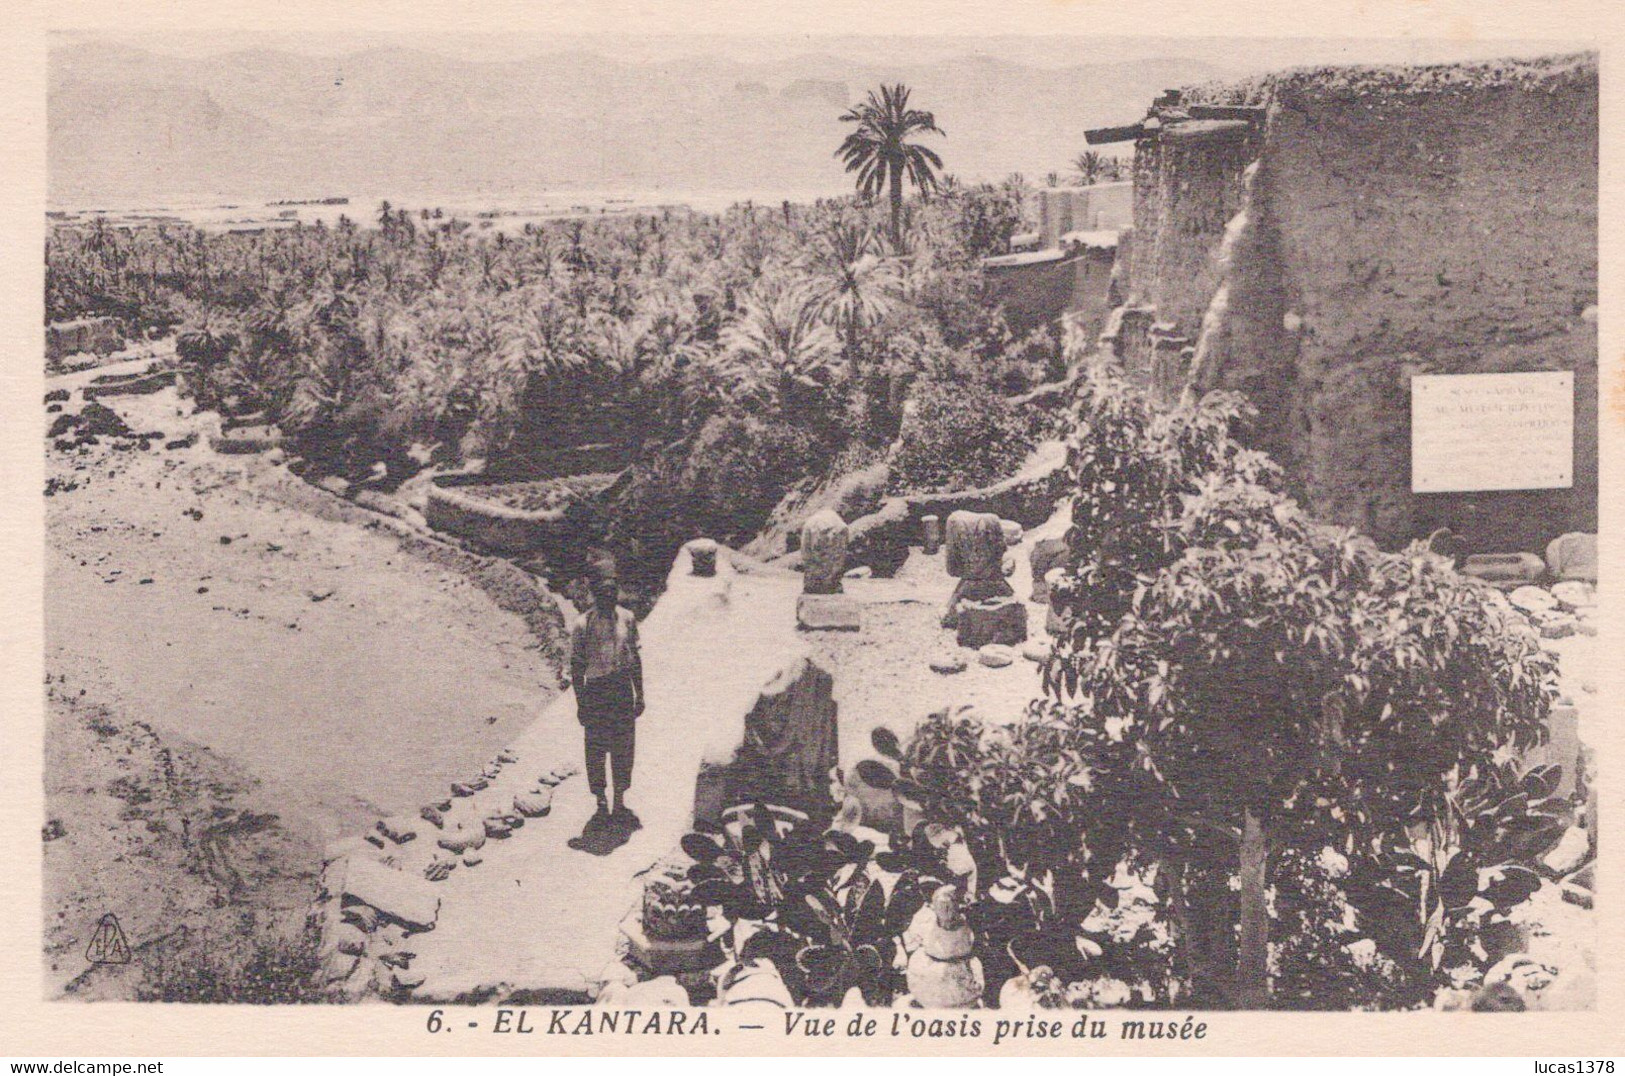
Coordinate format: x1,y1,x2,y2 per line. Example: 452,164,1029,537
835,84,945,247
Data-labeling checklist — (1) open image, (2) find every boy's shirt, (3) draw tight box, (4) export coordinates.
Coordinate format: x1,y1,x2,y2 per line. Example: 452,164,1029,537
570,605,639,686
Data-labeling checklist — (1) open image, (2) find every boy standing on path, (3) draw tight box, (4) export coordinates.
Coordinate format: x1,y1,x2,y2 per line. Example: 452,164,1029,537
568,557,646,837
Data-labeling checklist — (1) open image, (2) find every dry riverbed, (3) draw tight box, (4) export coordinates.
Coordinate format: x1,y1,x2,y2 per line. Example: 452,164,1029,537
43,380,564,999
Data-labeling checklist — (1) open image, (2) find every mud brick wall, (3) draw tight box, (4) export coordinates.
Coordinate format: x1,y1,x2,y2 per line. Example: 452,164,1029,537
1121,55,1598,551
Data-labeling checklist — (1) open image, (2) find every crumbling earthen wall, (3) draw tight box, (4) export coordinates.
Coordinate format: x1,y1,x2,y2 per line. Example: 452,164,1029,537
1120,54,1598,551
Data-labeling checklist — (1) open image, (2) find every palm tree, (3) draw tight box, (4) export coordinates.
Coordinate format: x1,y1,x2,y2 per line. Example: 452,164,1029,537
835,84,945,247
800,217,902,366
1073,150,1107,186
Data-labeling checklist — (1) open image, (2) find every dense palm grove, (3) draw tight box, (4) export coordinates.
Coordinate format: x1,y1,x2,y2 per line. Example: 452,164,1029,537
47,182,1055,589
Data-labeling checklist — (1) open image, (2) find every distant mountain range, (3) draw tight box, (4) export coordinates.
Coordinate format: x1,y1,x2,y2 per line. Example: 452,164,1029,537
49,42,1230,206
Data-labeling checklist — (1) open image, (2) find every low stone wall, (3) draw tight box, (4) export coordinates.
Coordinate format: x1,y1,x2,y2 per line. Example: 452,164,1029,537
423,474,573,555
81,367,176,401
46,317,124,363
847,440,1070,575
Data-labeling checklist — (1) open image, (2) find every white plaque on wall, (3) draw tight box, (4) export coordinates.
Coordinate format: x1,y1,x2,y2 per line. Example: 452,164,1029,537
1411,371,1574,493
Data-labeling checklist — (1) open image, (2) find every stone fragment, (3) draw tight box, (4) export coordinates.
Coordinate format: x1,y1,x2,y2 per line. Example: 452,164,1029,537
513,789,553,818
436,827,485,855
904,887,983,1008
921,514,942,555
420,806,444,829
483,817,512,839
945,511,1006,582
424,860,454,882
1540,614,1578,639
1021,639,1052,663
929,653,968,675
957,597,1028,649
695,655,839,826
1550,580,1596,611
800,509,850,595
796,593,861,632
391,967,427,991
376,817,417,845
1000,520,1024,547
1029,540,1069,604
341,903,380,932
333,924,368,957
1461,553,1544,590
844,565,872,579
342,859,441,932
1542,826,1590,875
1545,532,1597,583
686,538,719,577
978,644,1016,668
463,854,483,867
320,951,359,986
1509,586,1559,615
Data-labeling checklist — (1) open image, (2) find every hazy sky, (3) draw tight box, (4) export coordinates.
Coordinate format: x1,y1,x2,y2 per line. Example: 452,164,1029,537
55,30,1586,78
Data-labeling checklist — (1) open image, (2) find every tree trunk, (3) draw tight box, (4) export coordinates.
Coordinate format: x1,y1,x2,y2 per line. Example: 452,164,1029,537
1236,806,1270,1008
889,167,903,250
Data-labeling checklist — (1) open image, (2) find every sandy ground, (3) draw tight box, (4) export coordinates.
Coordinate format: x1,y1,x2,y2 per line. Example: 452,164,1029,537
812,503,1069,772
44,375,562,998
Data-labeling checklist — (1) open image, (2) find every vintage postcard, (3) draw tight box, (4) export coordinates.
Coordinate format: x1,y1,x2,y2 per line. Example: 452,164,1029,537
1,0,1620,1060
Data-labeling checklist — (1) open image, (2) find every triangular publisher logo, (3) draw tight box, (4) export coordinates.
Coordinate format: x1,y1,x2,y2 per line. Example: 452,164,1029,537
86,913,132,965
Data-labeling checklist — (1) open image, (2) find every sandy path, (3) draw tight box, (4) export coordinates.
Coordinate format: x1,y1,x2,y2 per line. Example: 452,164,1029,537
400,555,807,997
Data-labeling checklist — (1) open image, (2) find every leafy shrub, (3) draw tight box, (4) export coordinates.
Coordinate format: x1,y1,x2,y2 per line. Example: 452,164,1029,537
137,924,327,1004
604,411,835,593
887,378,1036,494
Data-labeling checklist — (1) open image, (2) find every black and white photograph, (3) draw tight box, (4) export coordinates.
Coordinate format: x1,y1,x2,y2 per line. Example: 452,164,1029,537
11,2,1610,1050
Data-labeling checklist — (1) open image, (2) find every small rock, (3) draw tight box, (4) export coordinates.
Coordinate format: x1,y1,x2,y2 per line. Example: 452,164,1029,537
514,789,553,818
1536,612,1579,640
1560,881,1593,909
686,538,719,577
1021,640,1052,663
333,924,368,957
483,817,512,838
1000,520,1023,547
929,653,968,675
391,966,427,991
42,818,66,842
1550,580,1596,611
376,817,417,845
320,951,360,985
424,860,454,882
420,806,444,829
341,904,380,932
844,565,873,579
1509,586,1559,615
978,644,1016,668
341,858,441,932
1542,826,1590,875
463,853,483,867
